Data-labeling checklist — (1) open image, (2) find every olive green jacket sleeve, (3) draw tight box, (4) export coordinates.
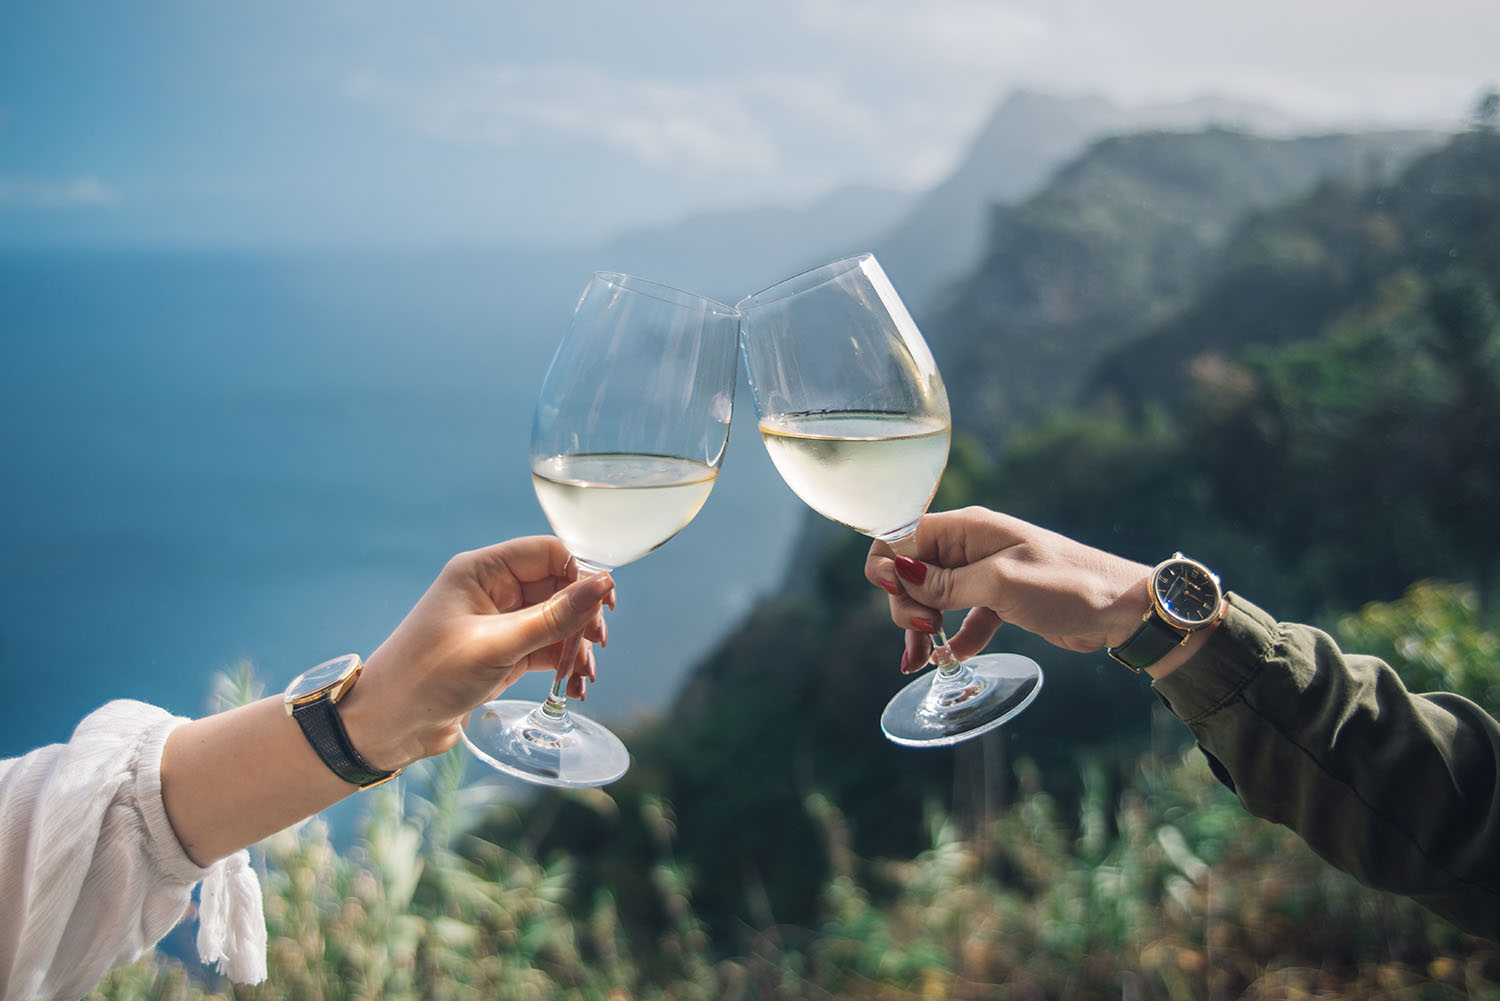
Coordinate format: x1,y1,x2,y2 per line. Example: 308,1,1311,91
1151,594,1500,942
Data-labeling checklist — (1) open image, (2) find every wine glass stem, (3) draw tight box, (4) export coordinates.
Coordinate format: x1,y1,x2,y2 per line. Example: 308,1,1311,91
537,636,581,723
535,562,609,726
927,628,966,679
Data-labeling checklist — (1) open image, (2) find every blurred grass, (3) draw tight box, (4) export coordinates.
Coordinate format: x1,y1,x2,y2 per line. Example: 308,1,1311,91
88,581,1500,1000
88,749,1500,1001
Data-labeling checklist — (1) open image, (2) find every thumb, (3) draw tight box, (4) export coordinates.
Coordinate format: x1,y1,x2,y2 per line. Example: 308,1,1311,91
944,606,1003,662
479,572,615,663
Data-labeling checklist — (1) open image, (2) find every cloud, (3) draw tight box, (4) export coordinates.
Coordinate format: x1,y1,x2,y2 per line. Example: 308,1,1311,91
344,55,986,194
347,64,785,176
0,174,119,208
337,0,1497,217
792,0,1054,75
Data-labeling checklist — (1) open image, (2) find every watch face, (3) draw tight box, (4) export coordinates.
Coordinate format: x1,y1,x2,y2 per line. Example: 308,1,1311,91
1153,558,1222,629
283,654,362,705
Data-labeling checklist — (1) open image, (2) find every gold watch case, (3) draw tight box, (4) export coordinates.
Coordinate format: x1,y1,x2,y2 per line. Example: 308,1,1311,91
283,653,364,714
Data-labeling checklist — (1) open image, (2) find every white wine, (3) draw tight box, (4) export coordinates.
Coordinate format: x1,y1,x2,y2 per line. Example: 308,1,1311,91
758,412,949,540
532,453,718,571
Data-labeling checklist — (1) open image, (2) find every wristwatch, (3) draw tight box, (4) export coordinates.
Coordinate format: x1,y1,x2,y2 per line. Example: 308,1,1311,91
283,654,401,789
1108,553,1225,673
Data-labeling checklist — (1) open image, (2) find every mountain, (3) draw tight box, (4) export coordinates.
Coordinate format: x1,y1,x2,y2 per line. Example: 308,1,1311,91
590,184,917,305
872,90,1313,314
925,126,1442,446
582,90,1308,313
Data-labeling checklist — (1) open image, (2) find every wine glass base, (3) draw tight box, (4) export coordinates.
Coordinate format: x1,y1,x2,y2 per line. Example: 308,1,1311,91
461,699,630,788
880,653,1043,748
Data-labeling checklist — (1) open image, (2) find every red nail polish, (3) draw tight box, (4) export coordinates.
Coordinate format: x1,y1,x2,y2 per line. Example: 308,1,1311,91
878,578,900,596
911,617,939,634
895,556,927,585
900,650,908,672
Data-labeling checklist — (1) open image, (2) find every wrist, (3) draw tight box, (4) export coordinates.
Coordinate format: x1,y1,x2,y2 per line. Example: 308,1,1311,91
1102,563,1154,649
336,659,433,772
1145,597,1227,680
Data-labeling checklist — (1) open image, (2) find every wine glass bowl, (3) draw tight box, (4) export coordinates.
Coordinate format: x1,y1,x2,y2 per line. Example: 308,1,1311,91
739,255,949,543
462,272,739,786
738,253,1042,747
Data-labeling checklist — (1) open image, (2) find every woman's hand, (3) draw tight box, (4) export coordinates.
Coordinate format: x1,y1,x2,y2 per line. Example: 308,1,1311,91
342,536,615,770
866,507,1151,674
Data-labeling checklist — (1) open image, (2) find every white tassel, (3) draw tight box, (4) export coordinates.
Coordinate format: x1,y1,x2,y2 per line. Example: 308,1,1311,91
196,850,268,984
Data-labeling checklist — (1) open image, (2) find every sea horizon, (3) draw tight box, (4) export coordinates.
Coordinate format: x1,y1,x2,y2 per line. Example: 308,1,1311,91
0,246,804,762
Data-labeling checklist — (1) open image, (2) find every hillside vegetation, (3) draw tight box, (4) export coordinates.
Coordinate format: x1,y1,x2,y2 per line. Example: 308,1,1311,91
499,119,1500,970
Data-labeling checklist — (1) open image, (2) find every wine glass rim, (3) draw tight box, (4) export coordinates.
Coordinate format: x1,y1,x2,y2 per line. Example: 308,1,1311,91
736,252,877,309
593,271,739,318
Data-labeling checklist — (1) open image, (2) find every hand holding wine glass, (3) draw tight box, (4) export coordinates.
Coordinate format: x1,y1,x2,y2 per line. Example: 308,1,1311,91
737,253,1042,747
461,272,739,787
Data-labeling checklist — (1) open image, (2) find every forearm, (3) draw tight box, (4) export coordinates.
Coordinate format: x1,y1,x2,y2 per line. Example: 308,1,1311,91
1154,594,1500,940
160,695,361,866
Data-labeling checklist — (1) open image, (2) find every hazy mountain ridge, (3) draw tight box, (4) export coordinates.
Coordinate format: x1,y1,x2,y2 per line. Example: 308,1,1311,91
591,184,917,304
583,91,1314,310
871,90,1318,313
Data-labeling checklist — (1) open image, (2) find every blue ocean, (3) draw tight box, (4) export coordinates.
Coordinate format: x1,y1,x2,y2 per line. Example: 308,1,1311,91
0,249,803,763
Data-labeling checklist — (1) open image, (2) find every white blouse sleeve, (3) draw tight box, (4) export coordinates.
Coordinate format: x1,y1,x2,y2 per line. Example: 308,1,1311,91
0,700,267,1001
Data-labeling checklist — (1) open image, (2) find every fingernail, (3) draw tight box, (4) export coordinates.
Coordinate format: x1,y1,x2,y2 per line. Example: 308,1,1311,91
569,572,613,612
900,650,908,673
878,578,900,596
895,556,927,585
911,617,939,635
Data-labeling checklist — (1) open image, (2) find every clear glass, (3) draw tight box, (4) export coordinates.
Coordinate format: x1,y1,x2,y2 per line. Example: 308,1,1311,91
462,272,740,785
737,253,1042,747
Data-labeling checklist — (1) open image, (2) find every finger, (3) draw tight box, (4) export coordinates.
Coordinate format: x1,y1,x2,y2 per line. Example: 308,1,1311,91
582,607,607,648
914,506,1028,562
902,629,934,675
480,571,615,663
945,606,1003,662
893,554,1000,620
579,641,598,683
567,670,588,700
460,535,574,585
866,551,903,597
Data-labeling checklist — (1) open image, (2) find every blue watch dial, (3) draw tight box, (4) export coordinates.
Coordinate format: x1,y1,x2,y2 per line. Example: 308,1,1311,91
1153,558,1221,627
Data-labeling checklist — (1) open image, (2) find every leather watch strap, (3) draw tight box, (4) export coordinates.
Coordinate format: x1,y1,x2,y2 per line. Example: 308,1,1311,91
1108,614,1186,673
291,696,398,788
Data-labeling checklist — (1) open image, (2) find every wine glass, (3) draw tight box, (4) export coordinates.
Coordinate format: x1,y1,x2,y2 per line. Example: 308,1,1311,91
461,272,740,786
737,253,1042,747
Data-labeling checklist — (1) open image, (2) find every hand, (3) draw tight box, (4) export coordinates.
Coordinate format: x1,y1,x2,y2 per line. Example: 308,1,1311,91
342,536,615,770
866,507,1152,674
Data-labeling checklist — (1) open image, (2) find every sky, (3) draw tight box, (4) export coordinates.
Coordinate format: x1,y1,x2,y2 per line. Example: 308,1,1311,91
0,0,1495,250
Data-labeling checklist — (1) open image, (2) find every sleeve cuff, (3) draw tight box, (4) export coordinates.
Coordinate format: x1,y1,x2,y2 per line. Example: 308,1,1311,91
1150,593,1280,723
131,711,218,884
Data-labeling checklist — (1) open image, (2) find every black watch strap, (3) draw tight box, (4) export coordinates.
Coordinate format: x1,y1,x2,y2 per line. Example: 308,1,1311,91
1108,614,1186,673
291,696,399,788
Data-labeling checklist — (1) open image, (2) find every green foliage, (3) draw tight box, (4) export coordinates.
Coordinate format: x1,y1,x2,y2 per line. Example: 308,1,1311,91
1337,581,1500,714
88,745,1500,1001
930,127,1438,449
